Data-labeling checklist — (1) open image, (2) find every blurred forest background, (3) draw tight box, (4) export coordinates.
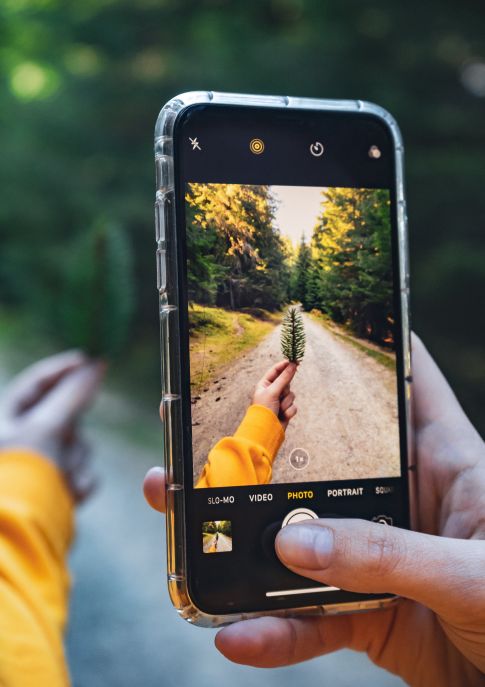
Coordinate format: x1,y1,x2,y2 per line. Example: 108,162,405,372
0,3,483,686
1,0,484,432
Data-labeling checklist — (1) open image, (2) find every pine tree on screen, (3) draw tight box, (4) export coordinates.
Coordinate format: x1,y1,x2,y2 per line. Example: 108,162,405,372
280,306,305,363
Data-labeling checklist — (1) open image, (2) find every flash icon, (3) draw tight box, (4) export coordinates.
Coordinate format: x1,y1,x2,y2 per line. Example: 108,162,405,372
189,137,201,151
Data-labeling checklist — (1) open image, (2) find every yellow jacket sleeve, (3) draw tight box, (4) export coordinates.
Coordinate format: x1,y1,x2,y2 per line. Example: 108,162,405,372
0,448,74,687
196,404,285,488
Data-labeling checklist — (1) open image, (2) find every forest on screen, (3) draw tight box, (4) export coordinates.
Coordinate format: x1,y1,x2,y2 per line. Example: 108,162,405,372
186,183,394,347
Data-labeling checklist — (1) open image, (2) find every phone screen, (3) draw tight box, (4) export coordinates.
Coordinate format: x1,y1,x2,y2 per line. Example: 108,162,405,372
172,104,410,614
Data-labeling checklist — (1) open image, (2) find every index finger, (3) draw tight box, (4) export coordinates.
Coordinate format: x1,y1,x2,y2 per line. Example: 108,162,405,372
215,605,413,679
143,466,166,513
216,615,352,667
412,333,480,435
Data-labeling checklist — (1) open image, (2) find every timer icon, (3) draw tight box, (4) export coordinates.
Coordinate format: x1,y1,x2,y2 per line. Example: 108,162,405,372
309,141,324,157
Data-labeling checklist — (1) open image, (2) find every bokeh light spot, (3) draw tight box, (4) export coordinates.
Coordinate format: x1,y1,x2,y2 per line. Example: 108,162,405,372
65,45,102,76
9,61,60,100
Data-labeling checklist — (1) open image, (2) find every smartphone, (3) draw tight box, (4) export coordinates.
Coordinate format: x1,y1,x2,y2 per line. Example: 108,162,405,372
154,92,412,626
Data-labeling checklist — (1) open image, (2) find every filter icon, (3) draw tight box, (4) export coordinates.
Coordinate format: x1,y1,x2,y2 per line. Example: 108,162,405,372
249,138,265,154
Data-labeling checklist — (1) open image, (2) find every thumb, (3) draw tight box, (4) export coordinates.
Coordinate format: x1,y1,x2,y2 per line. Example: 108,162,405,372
275,519,484,617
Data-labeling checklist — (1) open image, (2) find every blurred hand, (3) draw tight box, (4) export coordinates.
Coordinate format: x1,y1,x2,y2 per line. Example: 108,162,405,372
144,335,485,686
252,360,297,429
0,351,105,502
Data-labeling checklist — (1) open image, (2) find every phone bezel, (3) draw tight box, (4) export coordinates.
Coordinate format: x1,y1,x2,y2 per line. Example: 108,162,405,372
155,91,413,626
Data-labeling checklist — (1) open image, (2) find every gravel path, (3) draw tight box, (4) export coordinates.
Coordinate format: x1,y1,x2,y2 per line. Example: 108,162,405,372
192,314,400,484
203,532,232,553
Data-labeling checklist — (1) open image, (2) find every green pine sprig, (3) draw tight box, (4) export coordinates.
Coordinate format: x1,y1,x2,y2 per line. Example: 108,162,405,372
280,306,306,363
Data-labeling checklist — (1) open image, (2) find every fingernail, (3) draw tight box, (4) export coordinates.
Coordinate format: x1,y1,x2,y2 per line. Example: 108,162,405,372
275,524,334,570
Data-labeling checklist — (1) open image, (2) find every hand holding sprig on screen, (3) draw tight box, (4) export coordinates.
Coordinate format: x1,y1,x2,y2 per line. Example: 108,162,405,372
192,359,297,489
252,360,298,429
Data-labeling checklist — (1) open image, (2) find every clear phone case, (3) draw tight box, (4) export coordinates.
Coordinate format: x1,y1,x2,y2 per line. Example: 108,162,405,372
154,91,413,627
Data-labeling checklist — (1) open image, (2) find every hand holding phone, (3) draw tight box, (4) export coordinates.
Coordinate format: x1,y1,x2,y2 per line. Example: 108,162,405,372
144,333,485,683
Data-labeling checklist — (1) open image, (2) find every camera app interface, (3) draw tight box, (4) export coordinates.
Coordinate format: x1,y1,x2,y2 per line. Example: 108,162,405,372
176,105,409,614
187,183,400,488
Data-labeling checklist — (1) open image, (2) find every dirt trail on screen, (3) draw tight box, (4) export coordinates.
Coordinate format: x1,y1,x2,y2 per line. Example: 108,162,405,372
191,314,400,485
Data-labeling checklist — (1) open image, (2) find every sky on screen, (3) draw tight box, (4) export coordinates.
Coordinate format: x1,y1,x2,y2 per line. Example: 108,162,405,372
271,185,325,245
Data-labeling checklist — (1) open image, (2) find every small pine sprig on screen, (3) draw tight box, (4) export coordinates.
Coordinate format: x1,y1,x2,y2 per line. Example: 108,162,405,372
280,306,306,363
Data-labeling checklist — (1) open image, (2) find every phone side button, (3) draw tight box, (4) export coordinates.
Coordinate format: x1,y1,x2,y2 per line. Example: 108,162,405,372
156,248,167,291
155,195,165,242
155,190,174,242
155,154,173,190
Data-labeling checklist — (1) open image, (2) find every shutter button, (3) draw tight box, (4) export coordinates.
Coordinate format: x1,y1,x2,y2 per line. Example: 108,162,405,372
281,508,318,528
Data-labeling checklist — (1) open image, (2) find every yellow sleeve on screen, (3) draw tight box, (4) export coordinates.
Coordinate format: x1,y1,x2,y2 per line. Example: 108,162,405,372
195,404,285,488
0,449,74,687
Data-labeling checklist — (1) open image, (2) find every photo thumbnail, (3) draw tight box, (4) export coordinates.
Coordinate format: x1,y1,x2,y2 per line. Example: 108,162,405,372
202,521,233,553
187,183,401,488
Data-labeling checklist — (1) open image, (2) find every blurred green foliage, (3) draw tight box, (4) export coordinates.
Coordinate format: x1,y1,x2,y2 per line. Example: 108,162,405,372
58,221,134,356
0,0,484,430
